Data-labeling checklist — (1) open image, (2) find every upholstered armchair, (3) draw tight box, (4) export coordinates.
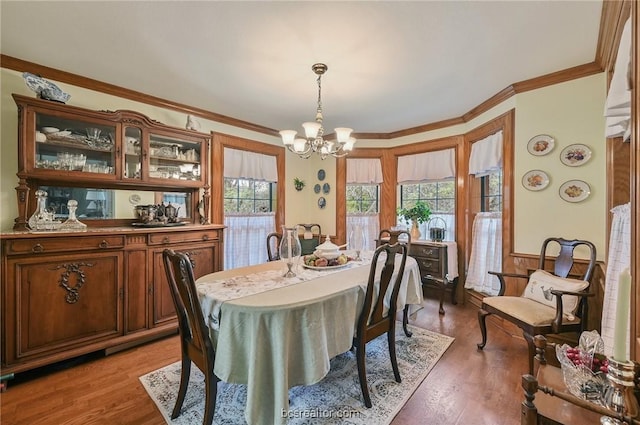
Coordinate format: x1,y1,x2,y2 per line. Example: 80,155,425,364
477,237,597,374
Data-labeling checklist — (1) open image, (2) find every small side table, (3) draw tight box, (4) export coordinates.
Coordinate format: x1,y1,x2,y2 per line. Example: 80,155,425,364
409,240,458,314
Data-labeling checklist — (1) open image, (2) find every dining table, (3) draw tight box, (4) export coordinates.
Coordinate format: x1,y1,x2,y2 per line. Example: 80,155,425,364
195,251,422,425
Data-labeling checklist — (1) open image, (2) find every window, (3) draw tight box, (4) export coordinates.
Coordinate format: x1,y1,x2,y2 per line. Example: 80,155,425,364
346,184,379,213
398,179,456,241
224,178,276,213
480,171,502,212
399,180,455,213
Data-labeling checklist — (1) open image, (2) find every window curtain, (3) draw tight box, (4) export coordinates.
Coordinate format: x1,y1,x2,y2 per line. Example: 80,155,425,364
601,203,631,358
397,149,455,183
465,212,502,295
346,158,382,251
604,17,632,142
469,131,503,177
224,214,275,269
224,148,278,269
347,214,379,251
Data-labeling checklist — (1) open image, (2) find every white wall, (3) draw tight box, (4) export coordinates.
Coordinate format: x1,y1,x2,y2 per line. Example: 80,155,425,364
1,67,607,260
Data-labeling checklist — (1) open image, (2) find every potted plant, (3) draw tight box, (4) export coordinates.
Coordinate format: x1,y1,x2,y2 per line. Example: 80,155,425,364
397,200,431,240
293,177,305,191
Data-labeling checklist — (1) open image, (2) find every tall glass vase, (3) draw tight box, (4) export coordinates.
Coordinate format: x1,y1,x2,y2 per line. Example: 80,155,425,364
279,225,302,277
349,224,366,260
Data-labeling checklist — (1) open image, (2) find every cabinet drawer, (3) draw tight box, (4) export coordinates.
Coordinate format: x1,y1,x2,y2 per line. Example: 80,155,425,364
410,245,441,259
415,257,442,276
148,230,219,246
5,235,125,255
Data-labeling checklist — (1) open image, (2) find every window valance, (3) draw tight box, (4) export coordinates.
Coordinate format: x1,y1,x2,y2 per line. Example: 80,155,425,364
604,17,631,142
397,149,455,183
469,130,502,177
347,158,383,184
223,147,278,182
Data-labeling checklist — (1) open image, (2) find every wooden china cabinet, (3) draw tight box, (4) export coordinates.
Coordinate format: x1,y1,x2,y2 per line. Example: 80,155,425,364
0,95,224,376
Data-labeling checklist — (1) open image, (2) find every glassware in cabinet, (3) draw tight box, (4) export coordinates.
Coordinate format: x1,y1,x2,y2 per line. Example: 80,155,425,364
34,112,116,176
123,126,142,180
148,133,202,182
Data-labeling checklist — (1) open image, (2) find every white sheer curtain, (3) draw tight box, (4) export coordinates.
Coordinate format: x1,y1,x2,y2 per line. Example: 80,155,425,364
346,214,379,251
465,212,502,295
601,203,631,358
347,158,382,251
224,214,275,269
224,147,278,270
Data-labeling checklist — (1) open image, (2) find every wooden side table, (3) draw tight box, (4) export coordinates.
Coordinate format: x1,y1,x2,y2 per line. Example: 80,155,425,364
409,240,458,314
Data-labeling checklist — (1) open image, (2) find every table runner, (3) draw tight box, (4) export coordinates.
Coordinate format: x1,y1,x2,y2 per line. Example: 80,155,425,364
197,253,372,330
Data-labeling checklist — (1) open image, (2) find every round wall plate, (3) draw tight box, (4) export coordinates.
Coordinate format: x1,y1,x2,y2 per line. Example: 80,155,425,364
314,184,321,194
317,169,326,181
322,183,330,194
527,134,555,156
559,180,591,203
522,170,550,191
318,196,326,209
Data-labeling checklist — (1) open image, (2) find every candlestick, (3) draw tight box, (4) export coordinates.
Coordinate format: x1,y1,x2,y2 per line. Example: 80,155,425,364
613,268,631,362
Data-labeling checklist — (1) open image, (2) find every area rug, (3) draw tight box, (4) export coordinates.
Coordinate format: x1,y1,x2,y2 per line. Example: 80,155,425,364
140,325,453,425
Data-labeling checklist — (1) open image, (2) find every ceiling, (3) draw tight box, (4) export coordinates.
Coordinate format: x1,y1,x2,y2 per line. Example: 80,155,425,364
1,1,604,136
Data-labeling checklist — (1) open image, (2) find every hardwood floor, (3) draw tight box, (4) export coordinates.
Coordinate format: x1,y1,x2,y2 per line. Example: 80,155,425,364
0,292,528,425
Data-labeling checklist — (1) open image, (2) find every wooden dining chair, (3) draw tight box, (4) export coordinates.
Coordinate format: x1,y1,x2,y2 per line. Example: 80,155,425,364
163,249,218,425
266,232,282,261
297,223,322,255
477,237,597,374
377,229,411,248
354,241,409,408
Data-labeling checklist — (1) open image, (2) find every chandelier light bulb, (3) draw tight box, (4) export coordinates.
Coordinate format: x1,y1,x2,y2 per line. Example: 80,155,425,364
293,138,307,153
334,128,353,144
279,130,297,145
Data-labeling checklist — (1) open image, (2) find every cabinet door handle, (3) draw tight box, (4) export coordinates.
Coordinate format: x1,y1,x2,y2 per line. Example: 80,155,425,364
116,146,121,157
202,235,209,241
163,236,171,244
99,240,109,249
32,243,44,253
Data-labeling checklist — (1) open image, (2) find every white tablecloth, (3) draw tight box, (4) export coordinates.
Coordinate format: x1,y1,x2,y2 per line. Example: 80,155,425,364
195,253,422,425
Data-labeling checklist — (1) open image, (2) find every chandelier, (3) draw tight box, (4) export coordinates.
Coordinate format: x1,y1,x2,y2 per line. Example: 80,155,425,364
279,63,356,159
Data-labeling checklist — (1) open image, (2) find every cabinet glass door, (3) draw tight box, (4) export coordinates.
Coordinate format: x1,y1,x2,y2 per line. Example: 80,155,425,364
123,126,142,180
35,113,116,175
149,133,202,182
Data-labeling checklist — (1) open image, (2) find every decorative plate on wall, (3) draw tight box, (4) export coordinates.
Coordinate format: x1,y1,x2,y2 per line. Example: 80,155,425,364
322,183,330,194
521,170,550,191
314,184,321,194
318,197,326,209
560,144,592,167
559,180,591,203
527,134,555,156
317,169,326,181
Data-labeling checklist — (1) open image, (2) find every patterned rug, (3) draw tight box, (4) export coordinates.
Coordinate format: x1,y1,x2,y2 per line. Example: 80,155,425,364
140,325,454,425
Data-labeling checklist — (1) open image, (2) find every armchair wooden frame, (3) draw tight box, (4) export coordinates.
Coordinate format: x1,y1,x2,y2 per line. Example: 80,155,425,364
477,237,597,374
